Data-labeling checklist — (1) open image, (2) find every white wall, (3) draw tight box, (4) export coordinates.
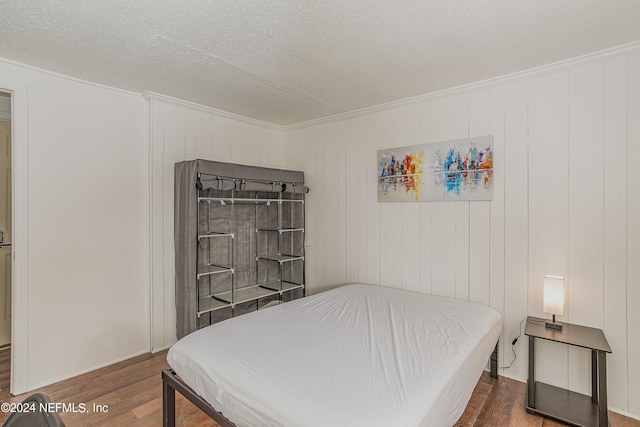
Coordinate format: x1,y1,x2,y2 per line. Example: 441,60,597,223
284,46,640,418
0,59,149,392
147,94,286,350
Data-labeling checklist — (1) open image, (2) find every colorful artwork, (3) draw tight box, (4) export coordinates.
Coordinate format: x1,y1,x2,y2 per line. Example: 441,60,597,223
378,135,493,202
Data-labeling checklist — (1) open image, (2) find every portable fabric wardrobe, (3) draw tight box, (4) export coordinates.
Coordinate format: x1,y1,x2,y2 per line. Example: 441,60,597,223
174,159,307,339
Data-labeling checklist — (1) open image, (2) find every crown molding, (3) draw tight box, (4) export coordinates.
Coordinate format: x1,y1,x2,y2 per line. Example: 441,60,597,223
142,91,284,131
283,39,640,131
3,39,639,132
0,56,142,99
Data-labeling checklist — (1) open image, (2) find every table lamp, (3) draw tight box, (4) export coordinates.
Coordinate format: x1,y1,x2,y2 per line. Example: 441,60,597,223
543,275,564,330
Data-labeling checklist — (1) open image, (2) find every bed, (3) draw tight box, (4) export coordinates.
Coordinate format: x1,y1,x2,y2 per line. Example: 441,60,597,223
164,283,502,427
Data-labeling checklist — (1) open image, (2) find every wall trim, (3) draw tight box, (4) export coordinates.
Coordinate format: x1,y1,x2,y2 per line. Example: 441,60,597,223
0,92,10,122
0,57,141,99
142,91,284,131
4,40,639,134
284,40,640,131
0,77,28,395
25,349,150,393
144,93,152,355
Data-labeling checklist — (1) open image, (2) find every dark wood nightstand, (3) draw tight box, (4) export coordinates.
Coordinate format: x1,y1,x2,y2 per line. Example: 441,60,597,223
524,316,611,427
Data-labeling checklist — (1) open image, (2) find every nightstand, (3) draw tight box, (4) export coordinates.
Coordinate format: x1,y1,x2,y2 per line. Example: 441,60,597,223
524,316,611,427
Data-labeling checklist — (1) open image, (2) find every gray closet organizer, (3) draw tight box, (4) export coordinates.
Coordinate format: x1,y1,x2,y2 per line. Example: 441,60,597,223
174,159,307,339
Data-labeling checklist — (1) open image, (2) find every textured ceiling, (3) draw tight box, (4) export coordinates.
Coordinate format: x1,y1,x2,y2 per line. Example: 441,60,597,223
1,0,640,125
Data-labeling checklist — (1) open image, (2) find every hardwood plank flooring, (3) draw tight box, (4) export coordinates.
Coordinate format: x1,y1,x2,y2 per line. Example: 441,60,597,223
0,348,637,426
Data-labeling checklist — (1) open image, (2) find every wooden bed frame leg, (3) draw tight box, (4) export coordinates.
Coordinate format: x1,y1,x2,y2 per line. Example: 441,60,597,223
163,371,176,427
490,342,498,378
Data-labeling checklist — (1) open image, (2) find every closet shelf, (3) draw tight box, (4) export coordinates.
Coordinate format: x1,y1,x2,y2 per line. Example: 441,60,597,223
198,231,234,240
257,227,304,234
197,297,231,316
267,280,305,293
211,282,306,307
197,264,233,279
257,254,304,264
214,285,280,306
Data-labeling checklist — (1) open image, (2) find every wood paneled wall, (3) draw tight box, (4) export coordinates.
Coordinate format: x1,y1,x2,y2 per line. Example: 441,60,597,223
284,50,640,418
147,95,286,351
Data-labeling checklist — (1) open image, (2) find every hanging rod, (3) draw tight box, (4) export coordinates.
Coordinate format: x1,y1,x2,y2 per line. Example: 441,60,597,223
198,197,304,205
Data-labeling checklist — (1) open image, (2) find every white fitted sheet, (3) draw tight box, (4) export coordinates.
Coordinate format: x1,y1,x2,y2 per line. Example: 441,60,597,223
168,284,502,427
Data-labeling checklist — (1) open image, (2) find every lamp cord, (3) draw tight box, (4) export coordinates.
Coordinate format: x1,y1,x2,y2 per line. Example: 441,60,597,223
499,318,526,370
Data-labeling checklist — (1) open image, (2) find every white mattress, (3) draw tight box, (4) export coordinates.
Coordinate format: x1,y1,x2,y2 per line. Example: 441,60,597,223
168,284,502,427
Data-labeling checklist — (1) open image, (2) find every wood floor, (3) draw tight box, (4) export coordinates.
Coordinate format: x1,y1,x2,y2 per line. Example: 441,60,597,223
0,348,637,426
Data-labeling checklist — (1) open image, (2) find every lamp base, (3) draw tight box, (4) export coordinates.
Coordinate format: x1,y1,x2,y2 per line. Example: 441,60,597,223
545,320,563,330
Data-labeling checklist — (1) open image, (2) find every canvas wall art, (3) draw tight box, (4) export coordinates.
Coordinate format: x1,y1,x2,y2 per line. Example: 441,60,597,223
378,135,493,202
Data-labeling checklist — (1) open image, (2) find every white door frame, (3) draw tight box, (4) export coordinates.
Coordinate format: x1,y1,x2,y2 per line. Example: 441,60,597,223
0,77,28,395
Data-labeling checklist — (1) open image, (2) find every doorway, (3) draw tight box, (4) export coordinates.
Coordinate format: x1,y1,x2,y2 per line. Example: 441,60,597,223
0,92,11,397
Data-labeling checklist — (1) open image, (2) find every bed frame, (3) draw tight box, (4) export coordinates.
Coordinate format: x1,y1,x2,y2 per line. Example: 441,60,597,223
162,343,499,427
162,368,235,427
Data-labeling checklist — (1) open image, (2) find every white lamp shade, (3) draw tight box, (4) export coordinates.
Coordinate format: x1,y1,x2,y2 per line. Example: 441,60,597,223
543,275,565,316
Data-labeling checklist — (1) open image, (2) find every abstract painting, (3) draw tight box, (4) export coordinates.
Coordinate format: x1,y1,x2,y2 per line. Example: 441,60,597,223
378,135,494,202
